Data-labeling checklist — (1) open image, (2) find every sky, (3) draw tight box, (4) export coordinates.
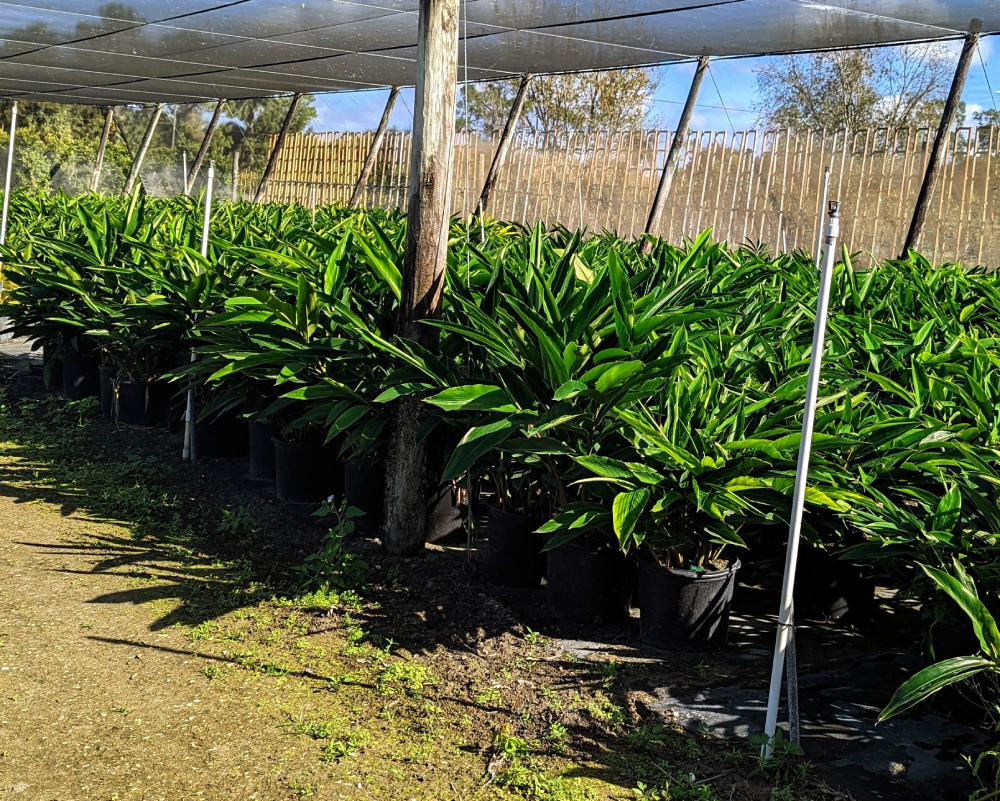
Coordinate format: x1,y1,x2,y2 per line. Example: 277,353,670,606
307,36,999,135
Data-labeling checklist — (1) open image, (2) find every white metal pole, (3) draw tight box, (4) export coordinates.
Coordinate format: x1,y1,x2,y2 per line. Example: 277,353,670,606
1,101,17,249
762,199,840,757
311,184,316,225
184,162,214,460
813,167,830,269
0,101,17,316
182,151,189,196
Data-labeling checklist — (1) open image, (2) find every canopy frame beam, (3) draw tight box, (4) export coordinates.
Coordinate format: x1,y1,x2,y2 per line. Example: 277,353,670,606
123,102,164,196
901,19,981,256
641,54,709,254
186,99,226,195
350,86,401,208
477,73,533,217
254,93,301,203
91,107,114,193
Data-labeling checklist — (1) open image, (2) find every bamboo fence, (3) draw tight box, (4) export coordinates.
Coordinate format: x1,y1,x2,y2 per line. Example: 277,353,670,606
240,125,1000,266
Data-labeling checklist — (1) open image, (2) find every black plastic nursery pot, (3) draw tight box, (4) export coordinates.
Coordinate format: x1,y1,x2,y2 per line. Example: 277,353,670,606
273,437,343,504
795,545,875,623
638,559,741,651
248,420,278,480
42,342,63,390
426,481,466,543
194,404,248,458
485,506,545,589
343,456,385,527
115,380,172,427
546,539,634,624
98,365,116,417
62,351,100,401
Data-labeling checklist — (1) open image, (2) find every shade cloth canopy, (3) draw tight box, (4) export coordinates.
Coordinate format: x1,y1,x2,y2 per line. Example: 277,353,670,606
0,0,994,104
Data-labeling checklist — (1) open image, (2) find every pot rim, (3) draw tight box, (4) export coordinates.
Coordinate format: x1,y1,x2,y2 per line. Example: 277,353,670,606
640,557,741,580
487,503,545,526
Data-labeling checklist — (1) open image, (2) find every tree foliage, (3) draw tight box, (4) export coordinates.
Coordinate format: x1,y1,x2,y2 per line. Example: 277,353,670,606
459,69,659,136
0,95,317,197
753,45,956,131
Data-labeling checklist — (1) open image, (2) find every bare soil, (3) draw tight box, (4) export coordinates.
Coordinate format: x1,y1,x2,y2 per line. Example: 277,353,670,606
0,371,846,801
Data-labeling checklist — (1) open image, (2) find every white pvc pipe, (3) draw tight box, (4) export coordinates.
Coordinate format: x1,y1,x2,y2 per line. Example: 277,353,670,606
0,101,16,316
813,167,830,269
762,199,840,757
182,150,188,196
1,101,17,249
184,162,214,460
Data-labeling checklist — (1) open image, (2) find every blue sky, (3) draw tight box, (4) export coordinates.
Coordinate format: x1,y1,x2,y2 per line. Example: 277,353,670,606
310,36,999,134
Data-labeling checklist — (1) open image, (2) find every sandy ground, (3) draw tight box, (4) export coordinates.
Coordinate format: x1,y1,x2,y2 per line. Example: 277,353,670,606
0,494,319,801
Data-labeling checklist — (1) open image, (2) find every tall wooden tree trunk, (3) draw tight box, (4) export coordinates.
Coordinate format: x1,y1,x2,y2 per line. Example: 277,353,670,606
383,0,459,556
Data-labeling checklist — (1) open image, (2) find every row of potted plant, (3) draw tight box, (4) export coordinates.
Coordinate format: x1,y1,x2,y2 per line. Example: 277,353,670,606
3,190,1000,655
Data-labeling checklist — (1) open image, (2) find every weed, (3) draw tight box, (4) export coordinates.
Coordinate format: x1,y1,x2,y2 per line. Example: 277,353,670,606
201,664,222,680
320,728,370,763
297,499,367,593
524,627,544,646
218,506,259,541
546,721,569,751
584,692,625,728
492,724,532,759
377,660,430,697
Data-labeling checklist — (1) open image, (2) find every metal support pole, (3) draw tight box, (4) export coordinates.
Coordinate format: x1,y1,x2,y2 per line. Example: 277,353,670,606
182,151,188,195
762,200,840,758
311,184,316,225
123,103,165,196
476,74,532,216
186,99,225,195
349,86,400,207
901,19,981,257
254,93,301,203
91,107,114,193
640,55,709,254
184,162,214,461
384,0,459,556
231,146,240,202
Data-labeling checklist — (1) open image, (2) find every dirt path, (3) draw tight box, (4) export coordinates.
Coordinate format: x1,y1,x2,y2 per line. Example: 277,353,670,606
0,384,851,801
0,491,320,801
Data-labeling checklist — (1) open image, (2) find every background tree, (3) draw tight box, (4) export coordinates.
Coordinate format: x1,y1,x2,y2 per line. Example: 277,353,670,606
753,45,956,130
459,69,659,136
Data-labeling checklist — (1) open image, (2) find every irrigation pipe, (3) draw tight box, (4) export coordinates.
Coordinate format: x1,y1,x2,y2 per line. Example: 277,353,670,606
183,161,214,460
762,199,840,758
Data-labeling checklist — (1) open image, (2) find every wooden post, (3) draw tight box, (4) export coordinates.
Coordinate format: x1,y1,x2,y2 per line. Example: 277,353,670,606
231,145,240,201
349,86,401,207
91,107,114,192
254,93,302,203
901,20,981,257
476,74,532,216
186,99,225,194
123,103,164,196
383,0,459,556
640,55,709,254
